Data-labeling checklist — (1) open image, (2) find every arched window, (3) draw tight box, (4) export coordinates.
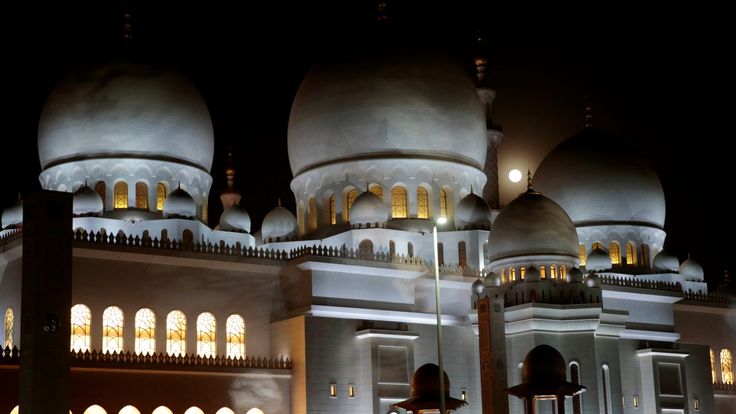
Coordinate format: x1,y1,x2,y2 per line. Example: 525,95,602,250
307,196,318,232
570,362,582,414
721,348,734,384
152,407,174,414
197,312,216,357
560,265,566,279
166,310,186,356
439,189,448,218
135,308,156,355
458,241,467,268
71,304,91,352
182,229,194,248
609,242,621,265
84,405,108,414
641,244,651,268
601,365,612,414
345,189,358,221
501,268,507,284
226,314,245,359
391,186,408,218
156,183,167,211
216,409,236,414
437,242,444,266
359,239,374,257
407,242,414,258
520,267,526,280
184,408,205,414
135,182,148,209
102,306,124,354
417,187,429,219
329,194,337,225
161,228,168,241
369,184,383,200
114,181,128,209
626,241,637,265
579,244,587,266
4,307,13,349
389,240,396,257
95,181,106,210
592,242,603,251
550,265,557,279
511,267,516,281
119,406,142,414
711,348,716,383
540,265,546,279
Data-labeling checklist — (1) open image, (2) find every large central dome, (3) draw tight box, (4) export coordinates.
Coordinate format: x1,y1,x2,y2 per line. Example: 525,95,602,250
287,50,487,175
38,61,214,172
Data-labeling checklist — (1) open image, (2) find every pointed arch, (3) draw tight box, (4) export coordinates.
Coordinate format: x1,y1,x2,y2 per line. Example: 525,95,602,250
579,244,587,266
721,348,733,384
184,409,204,414
84,405,107,414
345,188,358,221
135,182,148,209
156,183,167,211
4,307,13,349
550,265,557,279
560,265,566,279
601,364,612,414
391,186,408,218
458,241,467,268
102,306,124,354
520,267,526,280
609,241,621,265
166,310,186,356
592,241,603,250
511,267,516,281
71,304,91,352
540,265,546,278
570,362,582,414
626,241,637,265
119,406,141,414
197,312,216,357
152,407,174,414
329,193,337,224
226,314,245,359
95,181,106,210
417,186,429,219
114,181,128,209
135,308,156,355
369,184,383,200
439,188,448,218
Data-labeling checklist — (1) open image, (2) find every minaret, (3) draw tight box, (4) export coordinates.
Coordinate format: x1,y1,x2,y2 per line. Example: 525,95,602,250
585,93,594,128
220,149,241,210
475,31,504,209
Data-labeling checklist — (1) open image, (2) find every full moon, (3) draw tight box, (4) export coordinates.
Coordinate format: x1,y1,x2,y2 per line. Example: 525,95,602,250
508,169,522,183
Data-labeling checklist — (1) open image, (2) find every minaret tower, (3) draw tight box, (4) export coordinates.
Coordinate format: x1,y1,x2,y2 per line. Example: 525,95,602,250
220,149,241,210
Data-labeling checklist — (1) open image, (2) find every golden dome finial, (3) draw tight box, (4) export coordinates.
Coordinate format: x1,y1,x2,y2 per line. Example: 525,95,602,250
527,169,534,191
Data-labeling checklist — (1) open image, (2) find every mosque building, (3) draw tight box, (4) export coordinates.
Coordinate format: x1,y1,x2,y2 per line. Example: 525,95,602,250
0,16,734,414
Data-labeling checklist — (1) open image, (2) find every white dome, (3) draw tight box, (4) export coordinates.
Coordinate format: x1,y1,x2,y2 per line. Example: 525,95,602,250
566,267,584,283
653,251,679,272
163,188,196,219
349,190,389,226
73,185,103,216
679,256,704,280
488,190,578,262
454,192,492,230
471,279,484,295
534,128,665,229
586,248,612,271
219,205,251,233
287,50,487,176
1,199,22,229
38,61,214,172
484,272,501,287
262,206,298,242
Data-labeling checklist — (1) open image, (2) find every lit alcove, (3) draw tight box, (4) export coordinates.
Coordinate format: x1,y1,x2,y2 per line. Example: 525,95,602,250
183,408,205,414
215,409,236,414
83,405,107,414
10,408,73,414
118,406,141,414
246,409,265,414
151,407,173,414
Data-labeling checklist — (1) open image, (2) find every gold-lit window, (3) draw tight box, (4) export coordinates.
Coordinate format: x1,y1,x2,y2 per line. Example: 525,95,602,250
345,189,357,221
391,186,408,218
135,308,156,355
458,241,467,268
693,398,700,411
511,267,516,281
560,265,566,279
135,182,148,209
166,310,187,356
592,242,603,251
329,383,337,398
721,348,734,384
369,184,383,200
4,307,13,349
226,314,245,359
102,306,124,354
348,384,355,398
579,244,587,266
114,181,128,209
540,265,546,278
70,304,91,352
202,197,208,223
626,241,637,265
329,194,336,225
439,189,448,218
501,268,507,283
417,187,429,219
520,267,526,280
711,348,716,383
550,265,557,279
197,312,216,357
641,244,651,268
437,242,444,266
609,242,621,265
156,183,167,211
95,181,106,210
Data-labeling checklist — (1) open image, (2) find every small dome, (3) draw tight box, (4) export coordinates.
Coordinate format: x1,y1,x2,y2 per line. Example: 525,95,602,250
524,266,541,282
484,272,501,287
163,188,196,219
679,256,704,280
262,206,298,242
472,278,484,295
653,251,679,272
349,190,389,226
522,345,566,384
566,267,584,283
73,185,103,216
454,192,492,230
586,248,611,272
219,204,251,233
1,199,23,229
585,273,602,288
488,190,578,262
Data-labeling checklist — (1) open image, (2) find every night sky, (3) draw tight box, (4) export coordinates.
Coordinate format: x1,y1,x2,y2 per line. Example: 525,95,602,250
2,1,731,286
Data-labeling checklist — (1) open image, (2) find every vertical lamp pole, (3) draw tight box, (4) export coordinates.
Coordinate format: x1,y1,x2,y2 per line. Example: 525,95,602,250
433,216,448,414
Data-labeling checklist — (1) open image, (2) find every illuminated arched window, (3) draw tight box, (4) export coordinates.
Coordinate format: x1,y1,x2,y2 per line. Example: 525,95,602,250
711,348,716,383
197,312,216,357
102,306,124,354
84,405,108,414
391,186,408,218
152,407,174,414
10,406,18,414
721,348,734,384
540,266,546,279
95,181,106,210
417,187,429,219
389,240,396,257
135,182,148,209
71,304,91,352
520,267,526,280
307,196,317,232
202,196,208,223
369,184,383,200
626,241,637,265
609,242,620,265
345,189,358,221
135,308,156,355
329,194,337,225
437,242,444,266
439,189,448,218
156,183,167,211
458,241,467,268
216,408,236,414
4,307,13,349
119,406,142,414
579,244,587,266
114,181,128,209
511,267,516,281
407,242,414,258
501,268,507,284
560,265,566,279
550,265,557,279
166,310,186,356
641,244,651,268
592,242,603,251
570,362,582,414
184,408,204,414
226,314,245,359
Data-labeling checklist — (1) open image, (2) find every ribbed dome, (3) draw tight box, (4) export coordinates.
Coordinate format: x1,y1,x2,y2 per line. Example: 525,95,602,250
163,188,196,219
454,192,491,230
73,185,103,216
679,256,704,280
349,190,389,226
488,190,578,262
1,199,22,229
287,50,487,176
653,251,679,272
38,61,214,172
586,248,612,271
261,206,298,242
534,128,665,229
219,204,251,233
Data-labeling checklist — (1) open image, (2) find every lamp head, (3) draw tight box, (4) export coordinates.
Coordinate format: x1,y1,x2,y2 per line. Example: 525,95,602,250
436,216,447,225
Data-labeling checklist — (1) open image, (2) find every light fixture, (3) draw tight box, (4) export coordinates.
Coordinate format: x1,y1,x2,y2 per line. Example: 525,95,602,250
509,169,522,183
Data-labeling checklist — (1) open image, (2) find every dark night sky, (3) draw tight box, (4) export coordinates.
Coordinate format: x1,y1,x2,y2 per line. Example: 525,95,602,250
2,1,732,286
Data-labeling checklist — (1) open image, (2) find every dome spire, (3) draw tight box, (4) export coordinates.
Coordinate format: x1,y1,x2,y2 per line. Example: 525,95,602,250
220,147,242,210
527,169,534,192
584,93,593,128
474,29,490,87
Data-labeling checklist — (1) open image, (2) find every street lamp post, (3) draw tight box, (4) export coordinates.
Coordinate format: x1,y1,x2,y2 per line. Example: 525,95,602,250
433,216,448,414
